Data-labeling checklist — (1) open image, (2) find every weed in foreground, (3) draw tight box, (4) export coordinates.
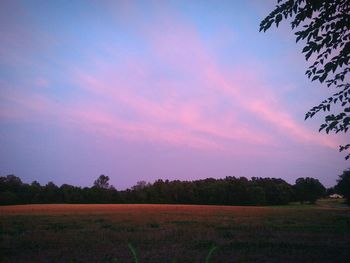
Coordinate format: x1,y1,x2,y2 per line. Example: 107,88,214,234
205,245,218,263
128,243,139,263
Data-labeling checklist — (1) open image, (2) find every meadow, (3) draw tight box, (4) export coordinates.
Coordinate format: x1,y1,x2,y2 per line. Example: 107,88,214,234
1,201,350,263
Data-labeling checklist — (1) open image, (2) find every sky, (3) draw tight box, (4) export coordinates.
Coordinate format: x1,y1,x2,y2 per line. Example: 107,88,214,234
0,0,348,189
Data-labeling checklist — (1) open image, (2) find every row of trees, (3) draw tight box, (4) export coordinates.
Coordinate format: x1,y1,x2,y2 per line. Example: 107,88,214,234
1,173,339,206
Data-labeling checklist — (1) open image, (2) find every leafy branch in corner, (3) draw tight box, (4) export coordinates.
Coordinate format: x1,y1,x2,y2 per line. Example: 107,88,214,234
260,0,350,159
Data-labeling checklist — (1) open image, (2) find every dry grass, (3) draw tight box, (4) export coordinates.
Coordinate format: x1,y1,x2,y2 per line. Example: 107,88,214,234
1,203,350,262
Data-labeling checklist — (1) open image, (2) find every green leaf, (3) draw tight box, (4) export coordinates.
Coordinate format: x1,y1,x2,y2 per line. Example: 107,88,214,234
305,51,312,60
319,124,327,132
302,46,310,53
275,14,282,27
319,74,327,83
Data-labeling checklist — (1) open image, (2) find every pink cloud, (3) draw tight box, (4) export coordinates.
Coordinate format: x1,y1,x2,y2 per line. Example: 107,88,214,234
1,9,342,155
67,105,222,150
66,15,342,153
204,66,339,149
247,99,337,149
0,82,57,121
34,78,49,88
149,20,342,150
72,65,274,150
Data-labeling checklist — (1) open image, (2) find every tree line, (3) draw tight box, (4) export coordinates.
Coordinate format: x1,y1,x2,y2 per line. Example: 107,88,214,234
3,172,348,206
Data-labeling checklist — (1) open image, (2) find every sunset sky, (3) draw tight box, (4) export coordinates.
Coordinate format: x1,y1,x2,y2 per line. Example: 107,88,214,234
0,0,348,189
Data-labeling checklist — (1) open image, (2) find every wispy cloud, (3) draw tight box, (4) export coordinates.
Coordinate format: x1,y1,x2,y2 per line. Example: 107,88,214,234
1,9,339,152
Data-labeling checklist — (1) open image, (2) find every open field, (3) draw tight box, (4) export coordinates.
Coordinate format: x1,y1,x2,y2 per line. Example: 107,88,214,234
1,201,350,263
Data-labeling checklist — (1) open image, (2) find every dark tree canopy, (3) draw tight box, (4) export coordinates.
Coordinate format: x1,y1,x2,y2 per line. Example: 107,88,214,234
336,169,350,204
260,0,350,159
293,177,326,203
93,175,110,189
0,174,318,206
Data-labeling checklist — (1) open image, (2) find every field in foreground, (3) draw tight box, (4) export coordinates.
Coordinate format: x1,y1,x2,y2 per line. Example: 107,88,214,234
1,201,350,263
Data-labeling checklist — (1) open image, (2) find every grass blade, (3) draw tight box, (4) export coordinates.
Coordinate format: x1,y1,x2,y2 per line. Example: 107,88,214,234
205,245,218,263
128,243,139,263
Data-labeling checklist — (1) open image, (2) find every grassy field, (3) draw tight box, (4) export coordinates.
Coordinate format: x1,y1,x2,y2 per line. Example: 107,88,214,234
1,200,350,263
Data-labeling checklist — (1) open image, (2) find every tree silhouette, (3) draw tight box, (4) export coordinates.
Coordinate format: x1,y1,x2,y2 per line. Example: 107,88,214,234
294,177,326,204
260,0,350,159
1,174,328,206
336,169,350,204
93,175,110,189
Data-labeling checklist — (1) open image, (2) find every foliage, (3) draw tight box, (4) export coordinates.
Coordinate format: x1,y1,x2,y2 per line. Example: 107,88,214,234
260,0,350,159
0,191,19,205
93,174,110,189
0,174,324,206
293,177,326,203
336,169,350,204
